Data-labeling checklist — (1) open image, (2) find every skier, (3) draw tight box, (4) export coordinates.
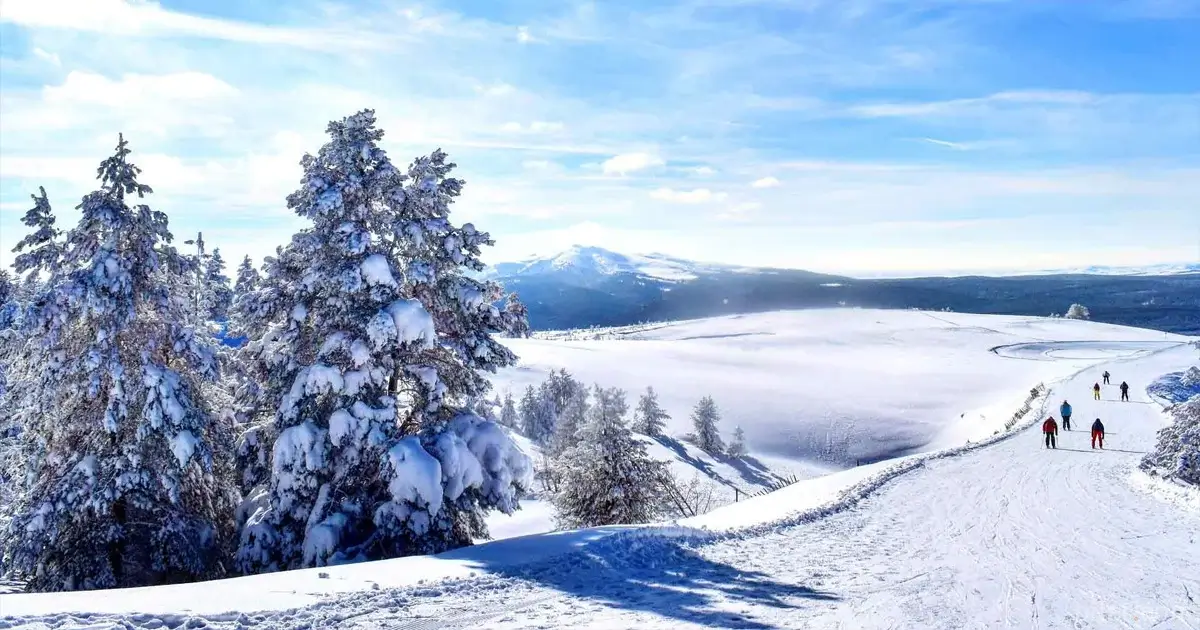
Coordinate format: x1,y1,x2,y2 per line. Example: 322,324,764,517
1093,382,1101,400
1091,418,1105,449
1060,400,1072,430
1119,381,1130,402
1103,370,1111,385
1042,416,1058,449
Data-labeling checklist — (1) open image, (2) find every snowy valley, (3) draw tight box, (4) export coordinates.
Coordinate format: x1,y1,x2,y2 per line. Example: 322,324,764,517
4,308,1198,629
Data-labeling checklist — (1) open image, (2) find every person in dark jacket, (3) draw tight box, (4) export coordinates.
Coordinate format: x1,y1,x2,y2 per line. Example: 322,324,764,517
1103,370,1111,385
1093,383,1101,400
1120,381,1130,401
1043,417,1058,449
1060,400,1072,430
1091,418,1105,449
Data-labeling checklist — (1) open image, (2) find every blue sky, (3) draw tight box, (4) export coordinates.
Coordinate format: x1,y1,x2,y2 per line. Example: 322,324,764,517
0,0,1197,276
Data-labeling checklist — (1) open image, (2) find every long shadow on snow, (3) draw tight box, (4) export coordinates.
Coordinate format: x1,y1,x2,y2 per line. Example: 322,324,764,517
652,437,786,491
479,534,839,628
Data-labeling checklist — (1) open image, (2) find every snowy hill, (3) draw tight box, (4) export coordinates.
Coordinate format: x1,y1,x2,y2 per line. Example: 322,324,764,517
491,309,1187,469
482,245,1200,335
3,310,1198,628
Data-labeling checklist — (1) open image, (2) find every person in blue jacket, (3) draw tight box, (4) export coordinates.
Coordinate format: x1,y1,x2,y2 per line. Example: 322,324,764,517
1060,400,1072,430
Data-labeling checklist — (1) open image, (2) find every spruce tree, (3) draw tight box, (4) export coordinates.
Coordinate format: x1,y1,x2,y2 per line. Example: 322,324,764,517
499,390,518,429
2,135,235,592
502,292,531,338
727,425,747,458
205,247,234,321
552,385,670,528
236,110,529,573
548,386,588,457
691,395,724,454
632,386,670,437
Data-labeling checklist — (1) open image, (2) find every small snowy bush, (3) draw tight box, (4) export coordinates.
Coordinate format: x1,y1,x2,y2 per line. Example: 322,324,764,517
1064,303,1090,320
1181,366,1200,388
1140,395,1200,487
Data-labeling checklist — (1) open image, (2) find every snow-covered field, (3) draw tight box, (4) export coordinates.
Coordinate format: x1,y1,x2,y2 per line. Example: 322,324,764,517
493,309,1183,467
3,309,1197,629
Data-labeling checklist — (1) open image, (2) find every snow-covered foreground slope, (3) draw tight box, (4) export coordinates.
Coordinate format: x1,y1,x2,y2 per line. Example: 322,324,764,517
3,314,1197,628
494,309,1185,468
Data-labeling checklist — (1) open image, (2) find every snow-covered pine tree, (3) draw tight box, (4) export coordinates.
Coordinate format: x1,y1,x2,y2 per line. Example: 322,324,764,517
531,382,559,444
0,271,13,310
205,247,234,322
691,395,724,454
552,385,670,528
502,292,531,338
1140,394,1199,486
11,187,64,278
519,385,539,436
1065,304,1090,320
727,425,747,458
2,135,236,592
236,110,530,573
547,386,588,457
499,390,518,429
543,368,583,414
228,255,262,338
632,386,670,437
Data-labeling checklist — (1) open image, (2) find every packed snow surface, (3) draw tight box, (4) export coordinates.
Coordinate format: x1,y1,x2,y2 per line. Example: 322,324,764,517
3,310,1197,629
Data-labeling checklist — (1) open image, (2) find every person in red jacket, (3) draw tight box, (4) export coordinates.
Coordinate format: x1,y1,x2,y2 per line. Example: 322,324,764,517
1091,418,1105,449
1042,416,1058,449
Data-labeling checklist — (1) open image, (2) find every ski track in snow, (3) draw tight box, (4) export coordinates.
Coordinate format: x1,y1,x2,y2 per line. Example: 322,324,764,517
4,339,1199,629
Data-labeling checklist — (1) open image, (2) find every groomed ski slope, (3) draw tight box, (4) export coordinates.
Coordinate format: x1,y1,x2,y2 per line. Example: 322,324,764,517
2,313,1198,629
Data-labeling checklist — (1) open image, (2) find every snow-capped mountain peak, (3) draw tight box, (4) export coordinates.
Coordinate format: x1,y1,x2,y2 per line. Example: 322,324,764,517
494,245,703,282
487,245,776,283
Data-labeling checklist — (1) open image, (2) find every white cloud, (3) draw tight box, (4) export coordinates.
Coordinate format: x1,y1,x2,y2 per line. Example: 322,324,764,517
751,176,781,188
920,137,969,150
717,201,762,220
602,152,664,175
0,0,379,50
649,187,728,203
32,47,61,66
499,121,565,134
517,26,535,43
0,71,240,141
472,82,517,97
44,70,237,107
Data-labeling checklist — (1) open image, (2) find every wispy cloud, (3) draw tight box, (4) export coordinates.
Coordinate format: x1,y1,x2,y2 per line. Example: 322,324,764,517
649,187,729,203
0,0,385,50
751,176,781,188
602,152,666,175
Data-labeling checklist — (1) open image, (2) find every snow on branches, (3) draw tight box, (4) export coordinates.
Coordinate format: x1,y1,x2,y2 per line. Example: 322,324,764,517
234,110,530,573
2,135,235,592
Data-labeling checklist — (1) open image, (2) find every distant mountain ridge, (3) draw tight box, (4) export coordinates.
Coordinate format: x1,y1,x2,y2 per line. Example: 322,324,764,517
484,246,1200,336
481,245,797,286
